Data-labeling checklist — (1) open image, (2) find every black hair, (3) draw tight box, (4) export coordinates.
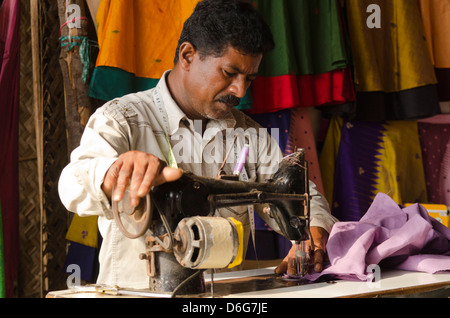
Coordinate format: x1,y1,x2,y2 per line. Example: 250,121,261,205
174,0,274,64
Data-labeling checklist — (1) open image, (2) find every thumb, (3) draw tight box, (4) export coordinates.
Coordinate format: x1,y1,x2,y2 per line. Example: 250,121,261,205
156,167,183,185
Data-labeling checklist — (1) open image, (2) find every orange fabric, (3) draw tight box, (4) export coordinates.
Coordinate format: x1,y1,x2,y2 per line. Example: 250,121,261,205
96,0,198,79
419,0,450,68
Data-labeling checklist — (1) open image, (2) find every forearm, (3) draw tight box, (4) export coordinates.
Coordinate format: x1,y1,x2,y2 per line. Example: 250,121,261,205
309,180,338,234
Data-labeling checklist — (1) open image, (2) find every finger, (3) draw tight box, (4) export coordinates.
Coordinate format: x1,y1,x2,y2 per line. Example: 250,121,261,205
274,258,288,275
286,256,297,276
313,249,325,273
136,158,166,197
128,161,149,207
102,159,122,199
113,161,133,202
154,166,183,186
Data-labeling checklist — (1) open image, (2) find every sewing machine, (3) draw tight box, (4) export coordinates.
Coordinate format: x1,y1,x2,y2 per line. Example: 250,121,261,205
112,149,312,297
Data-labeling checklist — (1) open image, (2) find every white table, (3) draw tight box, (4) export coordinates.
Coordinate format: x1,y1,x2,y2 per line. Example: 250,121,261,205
47,267,450,298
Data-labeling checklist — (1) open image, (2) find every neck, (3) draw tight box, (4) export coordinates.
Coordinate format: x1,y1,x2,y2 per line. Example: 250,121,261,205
166,69,207,133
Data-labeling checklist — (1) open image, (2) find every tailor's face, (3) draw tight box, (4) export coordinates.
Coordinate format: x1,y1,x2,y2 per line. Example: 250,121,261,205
178,44,262,120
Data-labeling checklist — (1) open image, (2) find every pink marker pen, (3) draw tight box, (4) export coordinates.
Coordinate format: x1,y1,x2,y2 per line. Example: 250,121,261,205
233,144,249,176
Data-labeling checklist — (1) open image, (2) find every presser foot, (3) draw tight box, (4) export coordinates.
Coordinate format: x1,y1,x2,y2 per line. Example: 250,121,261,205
281,241,310,281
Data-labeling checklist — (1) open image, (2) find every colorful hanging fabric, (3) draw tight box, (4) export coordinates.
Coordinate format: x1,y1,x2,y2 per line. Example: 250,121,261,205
418,115,450,206
420,0,450,103
65,214,99,248
419,0,450,69
352,85,441,121
0,0,20,298
249,68,355,114
63,242,98,282
248,0,353,113
89,0,199,101
344,0,441,120
345,0,437,93
320,117,428,221
0,202,5,298
64,211,99,282
253,0,347,77
319,116,343,209
285,107,325,195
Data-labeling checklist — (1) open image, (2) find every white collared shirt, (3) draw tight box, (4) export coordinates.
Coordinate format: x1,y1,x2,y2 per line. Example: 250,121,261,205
58,71,337,289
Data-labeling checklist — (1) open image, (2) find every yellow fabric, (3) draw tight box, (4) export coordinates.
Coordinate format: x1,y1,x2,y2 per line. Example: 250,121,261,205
319,118,428,217
419,0,450,68
319,116,343,208
373,121,428,205
66,214,99,248
96,0,199,79
345,0,437,92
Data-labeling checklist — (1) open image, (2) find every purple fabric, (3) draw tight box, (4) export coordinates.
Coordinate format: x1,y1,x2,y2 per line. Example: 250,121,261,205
0,0,20,298
307,193,450,282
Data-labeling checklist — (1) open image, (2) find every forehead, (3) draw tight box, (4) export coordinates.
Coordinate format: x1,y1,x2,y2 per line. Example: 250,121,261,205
210,46,263,74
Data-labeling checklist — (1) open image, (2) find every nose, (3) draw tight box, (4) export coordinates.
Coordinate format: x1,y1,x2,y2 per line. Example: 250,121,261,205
228,75,249,99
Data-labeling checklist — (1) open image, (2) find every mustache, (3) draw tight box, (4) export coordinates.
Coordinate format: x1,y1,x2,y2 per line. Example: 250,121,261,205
216,94,241,107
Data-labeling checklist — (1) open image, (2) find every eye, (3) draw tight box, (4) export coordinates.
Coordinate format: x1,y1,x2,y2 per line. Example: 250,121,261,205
223,70,235,78
246,75,257,83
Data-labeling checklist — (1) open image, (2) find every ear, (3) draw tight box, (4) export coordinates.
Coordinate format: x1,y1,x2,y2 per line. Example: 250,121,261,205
178,42,197,71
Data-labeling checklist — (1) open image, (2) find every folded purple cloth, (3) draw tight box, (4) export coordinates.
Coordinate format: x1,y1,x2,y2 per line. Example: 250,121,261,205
306,193,450,282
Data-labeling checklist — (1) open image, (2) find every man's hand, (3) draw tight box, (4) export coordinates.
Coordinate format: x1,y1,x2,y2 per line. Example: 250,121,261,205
274,226,329,276
102,151,183,206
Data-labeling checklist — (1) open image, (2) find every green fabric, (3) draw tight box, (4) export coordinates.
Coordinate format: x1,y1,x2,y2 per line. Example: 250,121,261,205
0,202,5,298
88,66,252,109
254,0,348,77
89,66,160,101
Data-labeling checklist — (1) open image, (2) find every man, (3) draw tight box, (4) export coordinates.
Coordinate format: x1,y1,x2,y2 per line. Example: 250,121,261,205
59,0,337,289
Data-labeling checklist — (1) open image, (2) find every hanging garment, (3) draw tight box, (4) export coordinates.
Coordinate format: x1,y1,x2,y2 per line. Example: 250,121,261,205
0,0,20,299
345,0,437,93
435,68,450,102
254,0,348,77
418,115,450,206
65,214,99,248
64,242,98,282
249,68,355,114
247,0,353,113
352,85,441,121
89,0,199,101
319,116,343,209
285,107,324,195
320,117,428,221
346,0,441,120
0,202,4,298
64,214,99,282
419,0,450,69
305,193,450,283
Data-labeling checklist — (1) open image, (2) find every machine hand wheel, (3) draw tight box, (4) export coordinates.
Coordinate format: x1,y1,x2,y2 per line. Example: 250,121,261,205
112,188,152,239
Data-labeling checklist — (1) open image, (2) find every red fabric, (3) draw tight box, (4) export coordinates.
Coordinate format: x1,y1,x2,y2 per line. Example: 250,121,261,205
0,0,20,298
248,68,355,114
